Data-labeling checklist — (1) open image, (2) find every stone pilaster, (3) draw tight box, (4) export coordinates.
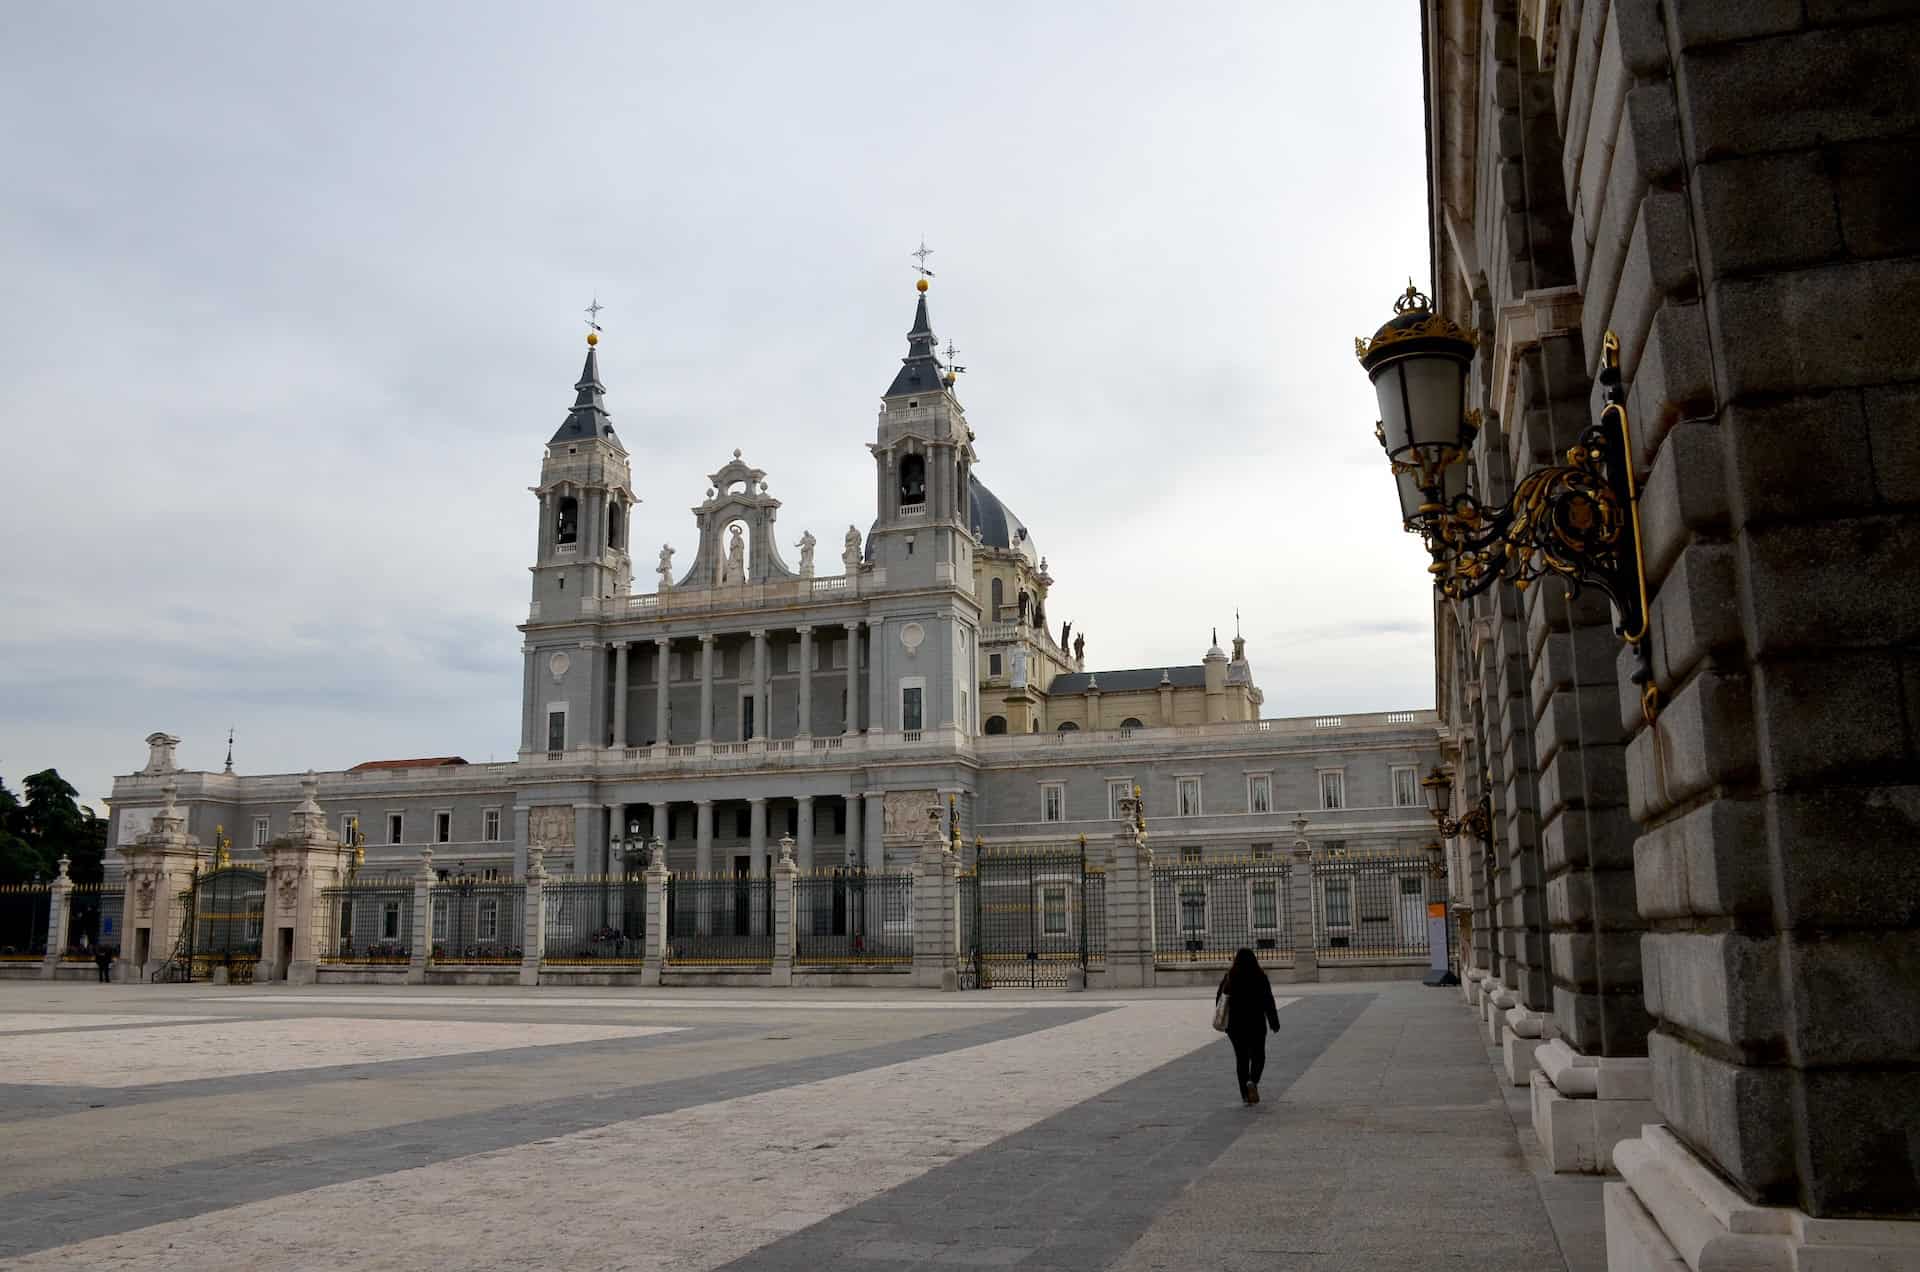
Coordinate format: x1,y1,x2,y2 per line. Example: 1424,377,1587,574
519,846,546,986
407,848,434,985
117,781,203,982
261,774,355,985
911,822,957,991
771,836,796,987
1286,817,1319,984
1101,798,1155,989
640,840,667,987
41,858,72,979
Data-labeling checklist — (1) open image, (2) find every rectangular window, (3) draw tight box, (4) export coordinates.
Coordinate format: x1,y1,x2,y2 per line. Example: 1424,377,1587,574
1251,841,1273,861
1180,845,1202,864
735,807,751,838
337,899,353,940
1040,783,1065,823
1179,882,1207,938
783,643,798,674
477,898,499,941
1248,774,1271,815
901,686,924,732
1177,777,1202,817
1320,771,1345,811
1392,766,1420,808
483,809,501,842
253,816,270,846
387,813,403,845
831,639,847,669
435,811,451,844
339,814,359,846
432,898,448,942
381,900,401,940
547,710,566,752
1250,879,1279,933
1042,886,1068,936
1324,878,1352,928
989,653,1002,676
1107,780,1132,820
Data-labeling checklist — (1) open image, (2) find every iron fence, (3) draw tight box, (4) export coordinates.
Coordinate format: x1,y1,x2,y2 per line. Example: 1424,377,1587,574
1312,853,1435,960
544,875,648,964
1082,866,1107,969
64,884,125,959
966,844,1093,988
1152,860,1293,967
794,870,912,968
665,875,772,967
958,870,980,989
0,884,51,959
323,882,414,963
428,880,525,963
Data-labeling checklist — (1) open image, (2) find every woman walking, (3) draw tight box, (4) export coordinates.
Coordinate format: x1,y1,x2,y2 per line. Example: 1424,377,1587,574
1216,947,1280,1104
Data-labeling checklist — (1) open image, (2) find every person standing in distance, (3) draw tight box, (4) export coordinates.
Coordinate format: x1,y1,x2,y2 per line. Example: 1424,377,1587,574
1217,947,1280,1104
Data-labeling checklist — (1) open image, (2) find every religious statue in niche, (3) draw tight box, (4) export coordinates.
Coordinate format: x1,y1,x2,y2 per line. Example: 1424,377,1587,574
133,873,155,917
1016,590,1029,626
721,524,746,585
656,544,675,592
842,525,863,572
795,531,816,577
1009,646,1029,688
276,872,299,914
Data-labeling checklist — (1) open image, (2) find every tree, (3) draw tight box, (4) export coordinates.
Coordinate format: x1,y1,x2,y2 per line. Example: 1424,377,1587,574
0,777,49,884
0,770,104,885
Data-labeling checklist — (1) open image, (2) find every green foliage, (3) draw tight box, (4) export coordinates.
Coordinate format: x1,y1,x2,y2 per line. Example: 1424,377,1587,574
0,770,105,885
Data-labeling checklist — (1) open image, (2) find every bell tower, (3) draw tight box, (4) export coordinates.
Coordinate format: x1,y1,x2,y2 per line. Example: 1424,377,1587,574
867,277,978,590
529,331,636,621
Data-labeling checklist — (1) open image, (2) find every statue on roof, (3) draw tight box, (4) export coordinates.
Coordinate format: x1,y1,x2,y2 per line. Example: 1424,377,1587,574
1010,646,1029,688
842,525,863,572
1017,590,1029,626
722,524,746,584
795,531,816,578
1073,632,1085,668
656,544,675,592
1061,620,1072,649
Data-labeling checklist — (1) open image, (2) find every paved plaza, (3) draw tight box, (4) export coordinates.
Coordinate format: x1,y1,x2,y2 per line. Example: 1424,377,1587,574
0,981,1598,1270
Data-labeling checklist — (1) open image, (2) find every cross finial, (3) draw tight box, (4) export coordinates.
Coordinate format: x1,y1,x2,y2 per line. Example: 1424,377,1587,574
584,296,604,332
941,338,966,376
911,238,936,279
223,727,234,775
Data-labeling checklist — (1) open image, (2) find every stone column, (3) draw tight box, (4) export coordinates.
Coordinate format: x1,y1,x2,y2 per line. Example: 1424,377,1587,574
795,795,815,874
797,626,813,737
654,637,671,746
771,835,796,987
698,633,715,746
41,857,72,978
845,793,863,870
749,796,768,876
912,820,958,991
1286,816,1319,984
750,629,767,740
844,622,861,736
519,846,546,987
607,803,626,878
611,641,630,749
694,799,714,934
511,805,530,878
407,847,434,984
1103,821,1155,990
640,841,667,986
572,804,594,879
864,795,886,874
657,800,673,865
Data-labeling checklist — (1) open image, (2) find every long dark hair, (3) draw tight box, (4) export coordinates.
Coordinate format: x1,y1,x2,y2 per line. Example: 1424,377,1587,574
1226,946,1264,992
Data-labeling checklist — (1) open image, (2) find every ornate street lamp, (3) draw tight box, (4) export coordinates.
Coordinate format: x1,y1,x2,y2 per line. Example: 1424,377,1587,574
1419,766,1491,846
1357,287,1657,717
611,818,646,874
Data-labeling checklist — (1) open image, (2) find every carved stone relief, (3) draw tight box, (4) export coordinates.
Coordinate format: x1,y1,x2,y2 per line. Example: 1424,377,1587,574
530,805,574,851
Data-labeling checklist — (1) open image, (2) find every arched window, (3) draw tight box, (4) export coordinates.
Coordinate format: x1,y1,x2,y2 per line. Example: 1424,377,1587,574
1120,717,1144,730
898,454,926,506
990,577,1004,618
556,495,578,545
983,715,1007,735
607,502,623,548
1030,720,1039,732
1056,721,1080,732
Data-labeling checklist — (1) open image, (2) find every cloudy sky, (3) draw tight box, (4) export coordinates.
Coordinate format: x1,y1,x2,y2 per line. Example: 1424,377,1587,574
0,3,1433,809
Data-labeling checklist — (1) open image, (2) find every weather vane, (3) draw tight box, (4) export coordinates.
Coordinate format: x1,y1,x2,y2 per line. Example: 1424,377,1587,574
911,238,936,280
584,296,604,333
941,339,967,378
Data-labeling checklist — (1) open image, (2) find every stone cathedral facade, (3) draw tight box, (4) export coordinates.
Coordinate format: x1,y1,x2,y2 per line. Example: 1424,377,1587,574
105,282,1440,926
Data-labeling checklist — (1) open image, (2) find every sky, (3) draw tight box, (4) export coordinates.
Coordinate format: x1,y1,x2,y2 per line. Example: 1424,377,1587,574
0,2,1435,810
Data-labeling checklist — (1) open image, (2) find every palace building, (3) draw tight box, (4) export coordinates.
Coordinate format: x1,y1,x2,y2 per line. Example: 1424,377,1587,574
104,280,1441,934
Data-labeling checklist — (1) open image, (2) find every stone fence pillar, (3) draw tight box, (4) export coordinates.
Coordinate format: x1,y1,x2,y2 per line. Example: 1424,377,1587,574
407,848,434,985
1103,807,1155,989
519,847,546,987
912,826,957,991
262,774,354,985
1287,817,1319,984
641,841,667,987
41,858,73,979
771,836,796,987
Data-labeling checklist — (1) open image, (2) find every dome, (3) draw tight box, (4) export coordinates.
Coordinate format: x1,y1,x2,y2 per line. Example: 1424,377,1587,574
969,476,1039,564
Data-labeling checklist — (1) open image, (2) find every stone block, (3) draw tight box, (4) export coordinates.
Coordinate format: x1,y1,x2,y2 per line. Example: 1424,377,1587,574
1544,859,1640,932
1709,257,1920,402
1865,383,1920,508
1625,299,1715,463
1641,930,1785,1051
1644,542,1741,694
1549,922,1646,994
1833,137,1920,259
1543,803,1641,875
1742,515,1920,653
1753,652,1911,788
1677,24,1920,159
1691,149,1843,284
1609,0,1670,77
1534,684,1628,773
1537,738,1629,818
1632,796,1771,921
1532,1070,1653,1173
1782,929,1920,1068
1650,1031,1798,1200
1795,1065,1920,1217
1625,669,1757,822
1505,1031,1545,1086
1613,192,1699,376
1769,785,1920,929
1636,419,1730,585
1666,0,1804,49
1725,392,1875,531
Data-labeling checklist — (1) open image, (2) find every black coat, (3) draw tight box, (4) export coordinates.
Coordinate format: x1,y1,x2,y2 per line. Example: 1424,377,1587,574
1217,966,1280,1036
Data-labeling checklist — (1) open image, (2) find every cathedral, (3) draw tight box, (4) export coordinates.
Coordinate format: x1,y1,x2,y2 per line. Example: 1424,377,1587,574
107,280,1440,896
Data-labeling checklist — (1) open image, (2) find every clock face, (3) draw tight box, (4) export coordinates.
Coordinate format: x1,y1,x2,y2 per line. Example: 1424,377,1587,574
548,652,571,681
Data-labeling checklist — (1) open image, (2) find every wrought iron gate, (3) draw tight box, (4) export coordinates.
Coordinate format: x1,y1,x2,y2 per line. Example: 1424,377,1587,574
961,844,1091,989
153,866,265,983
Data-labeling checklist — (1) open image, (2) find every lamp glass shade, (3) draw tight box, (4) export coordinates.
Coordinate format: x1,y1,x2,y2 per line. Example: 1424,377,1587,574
1371,350,1470,460
1421,767,1450,815
1392,461,1428,526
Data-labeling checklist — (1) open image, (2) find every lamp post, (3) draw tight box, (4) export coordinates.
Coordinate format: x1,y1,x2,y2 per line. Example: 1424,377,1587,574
611,818,646,875
1357,286,1657,720
1419,765,1492,846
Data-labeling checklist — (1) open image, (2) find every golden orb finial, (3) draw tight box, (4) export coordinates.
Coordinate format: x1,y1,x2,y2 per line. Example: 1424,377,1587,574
586,329,598,346
916,277,929,293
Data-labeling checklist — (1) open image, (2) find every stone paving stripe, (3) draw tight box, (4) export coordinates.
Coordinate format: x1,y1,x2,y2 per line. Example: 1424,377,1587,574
0,1014,222,1035
714,993,1370,1272
0,1006,1107,1260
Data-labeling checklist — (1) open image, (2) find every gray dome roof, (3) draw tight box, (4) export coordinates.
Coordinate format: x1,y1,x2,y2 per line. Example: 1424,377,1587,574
969,476,1038,564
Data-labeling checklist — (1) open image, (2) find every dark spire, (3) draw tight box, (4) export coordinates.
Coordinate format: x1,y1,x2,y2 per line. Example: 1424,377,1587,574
550,336,618,444
884,282,950,398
